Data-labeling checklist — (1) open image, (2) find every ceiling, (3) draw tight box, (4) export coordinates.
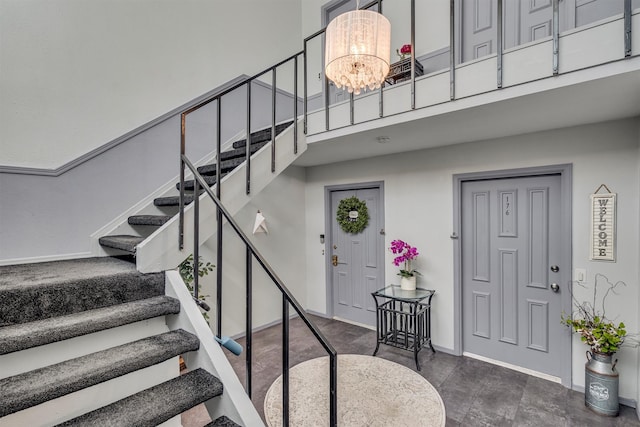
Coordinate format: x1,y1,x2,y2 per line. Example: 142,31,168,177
294,63,640,167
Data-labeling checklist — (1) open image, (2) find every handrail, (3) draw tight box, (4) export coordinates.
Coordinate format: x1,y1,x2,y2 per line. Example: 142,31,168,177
181,154,338,427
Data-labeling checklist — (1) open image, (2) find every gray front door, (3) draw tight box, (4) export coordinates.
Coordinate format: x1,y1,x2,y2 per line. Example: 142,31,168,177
330,187,384,326
461,175,564,377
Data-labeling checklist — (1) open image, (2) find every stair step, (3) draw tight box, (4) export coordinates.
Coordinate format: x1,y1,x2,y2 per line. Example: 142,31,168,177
56,368,223,427
128,215,172,226
197,156,250,176
232,121,293,149
0,329,200,417
98,235,145,254
153,194,195,207
176,172,229,192
0,258,164,326
206,415,242,426
216,140,268,163
196,156,248,176
0,296,180,355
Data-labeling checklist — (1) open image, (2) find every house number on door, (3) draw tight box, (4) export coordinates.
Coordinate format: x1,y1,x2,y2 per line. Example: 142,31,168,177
499,190,517,237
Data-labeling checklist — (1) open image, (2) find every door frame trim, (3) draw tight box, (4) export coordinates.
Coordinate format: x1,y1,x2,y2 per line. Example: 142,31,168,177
452,164,572,387
324,181,385,319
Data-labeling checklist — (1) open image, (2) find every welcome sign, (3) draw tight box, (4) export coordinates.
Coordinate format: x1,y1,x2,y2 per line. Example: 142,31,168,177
590,191,616,262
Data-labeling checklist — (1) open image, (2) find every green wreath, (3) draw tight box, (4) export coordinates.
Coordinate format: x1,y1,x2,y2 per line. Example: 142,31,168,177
336,196,369,234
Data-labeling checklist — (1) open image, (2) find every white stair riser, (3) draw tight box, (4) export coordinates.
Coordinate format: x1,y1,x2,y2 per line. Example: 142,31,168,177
0,317,169,379
0,357,180,427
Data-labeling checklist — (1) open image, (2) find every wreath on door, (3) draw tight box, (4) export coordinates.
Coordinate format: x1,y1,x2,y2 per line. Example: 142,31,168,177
336,196,369,234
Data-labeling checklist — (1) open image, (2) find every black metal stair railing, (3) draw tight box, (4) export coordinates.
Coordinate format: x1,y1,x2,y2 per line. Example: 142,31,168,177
182,155,338,427
175,48,338,426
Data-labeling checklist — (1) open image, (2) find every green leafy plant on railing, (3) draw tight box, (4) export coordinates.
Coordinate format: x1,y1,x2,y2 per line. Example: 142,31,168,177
178,254,214,322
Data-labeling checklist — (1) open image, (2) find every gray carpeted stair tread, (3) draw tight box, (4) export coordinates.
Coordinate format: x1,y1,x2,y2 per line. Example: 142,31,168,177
177,172,229,192
0,295,180,355
56,368,223,427
128,215,172,226
0,258,164,326
0,329,200,417
154,194,195,206
231,121,293,149
206,415,242,426
98,235,145,253
197,156,251,176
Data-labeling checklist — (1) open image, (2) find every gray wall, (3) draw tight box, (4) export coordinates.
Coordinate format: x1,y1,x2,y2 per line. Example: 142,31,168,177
0,81,301,263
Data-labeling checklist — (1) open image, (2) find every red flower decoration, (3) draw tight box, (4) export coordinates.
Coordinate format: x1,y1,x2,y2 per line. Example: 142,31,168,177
400,44,412,54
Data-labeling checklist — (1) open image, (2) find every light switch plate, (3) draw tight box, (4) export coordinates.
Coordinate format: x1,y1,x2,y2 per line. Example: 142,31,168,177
575,268,587,283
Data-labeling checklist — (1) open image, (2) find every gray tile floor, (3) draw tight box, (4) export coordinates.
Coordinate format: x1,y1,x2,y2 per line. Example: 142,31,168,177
212,315,640,426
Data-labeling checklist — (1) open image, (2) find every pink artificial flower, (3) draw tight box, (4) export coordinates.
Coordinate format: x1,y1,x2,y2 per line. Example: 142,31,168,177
400,44,412,54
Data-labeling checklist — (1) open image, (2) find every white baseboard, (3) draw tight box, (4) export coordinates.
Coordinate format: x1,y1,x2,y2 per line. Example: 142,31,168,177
463,351,562,384
331,316,376,331
0,251,93,266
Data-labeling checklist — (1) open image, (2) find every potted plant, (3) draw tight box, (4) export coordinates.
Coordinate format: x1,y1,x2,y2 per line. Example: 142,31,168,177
562,273,630,417
389,239,421,291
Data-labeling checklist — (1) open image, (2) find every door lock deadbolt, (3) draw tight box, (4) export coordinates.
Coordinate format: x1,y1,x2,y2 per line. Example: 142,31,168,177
550,265,559,273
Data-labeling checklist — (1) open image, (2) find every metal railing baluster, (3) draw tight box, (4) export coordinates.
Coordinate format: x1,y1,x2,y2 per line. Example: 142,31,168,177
553,0,559,75
410,0,416,109
246,82,252,195
294,55,298,153
246,247,253,397
450,0,456,100
497,0,503,89
193,178,200,300
179,113,186,250
282,296,290,427
625,0,632,57
272,68,277,173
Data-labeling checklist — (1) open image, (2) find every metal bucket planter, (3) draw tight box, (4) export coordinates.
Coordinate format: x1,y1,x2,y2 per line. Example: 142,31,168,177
585,351,619,416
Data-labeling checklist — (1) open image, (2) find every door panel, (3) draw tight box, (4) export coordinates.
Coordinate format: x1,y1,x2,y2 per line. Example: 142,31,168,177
330,187,383,326
460,0,498,63
462,175,563,377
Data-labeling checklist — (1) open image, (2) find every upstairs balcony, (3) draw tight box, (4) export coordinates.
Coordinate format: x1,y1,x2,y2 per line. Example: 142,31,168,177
298,0,640,167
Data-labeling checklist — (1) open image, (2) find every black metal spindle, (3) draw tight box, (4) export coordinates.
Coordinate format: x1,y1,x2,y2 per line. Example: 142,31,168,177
294,55,298,154
246,82,252,195
193,177,200,300
410,0,416,109
625,0,632,57
497,0,503,88
179,114,186,250
378,0,384,118
216,98,222,199
246,246,253,397
282,296,290,427
450,0,456,100
271,67,277,173
553,0,559,75
303,41,308,135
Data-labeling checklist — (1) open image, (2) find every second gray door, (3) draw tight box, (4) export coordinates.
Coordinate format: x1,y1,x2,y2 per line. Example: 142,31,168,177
461,174,564,377
330,187,384,326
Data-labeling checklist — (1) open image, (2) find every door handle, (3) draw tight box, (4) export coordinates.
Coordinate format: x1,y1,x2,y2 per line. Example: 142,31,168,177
332,255,338,266
550,283,560,292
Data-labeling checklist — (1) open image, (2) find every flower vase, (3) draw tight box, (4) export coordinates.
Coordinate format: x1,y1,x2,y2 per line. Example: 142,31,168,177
400,276,416,291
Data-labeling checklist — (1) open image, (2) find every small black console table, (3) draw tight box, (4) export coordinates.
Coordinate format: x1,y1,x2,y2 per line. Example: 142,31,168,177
371,286,435,370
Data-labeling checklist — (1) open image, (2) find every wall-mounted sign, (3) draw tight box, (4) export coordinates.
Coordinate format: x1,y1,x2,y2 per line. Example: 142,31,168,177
590,185,616,262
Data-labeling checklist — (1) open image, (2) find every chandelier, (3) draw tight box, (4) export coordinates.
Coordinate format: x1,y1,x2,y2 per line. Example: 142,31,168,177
325,8,391,95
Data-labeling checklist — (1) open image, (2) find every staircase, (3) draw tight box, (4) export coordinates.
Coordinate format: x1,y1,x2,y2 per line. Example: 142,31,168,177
0,257,253,426
95,119,301,273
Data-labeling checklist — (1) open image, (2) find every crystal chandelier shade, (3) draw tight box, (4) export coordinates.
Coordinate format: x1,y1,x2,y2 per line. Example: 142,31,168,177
325,9,391,95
